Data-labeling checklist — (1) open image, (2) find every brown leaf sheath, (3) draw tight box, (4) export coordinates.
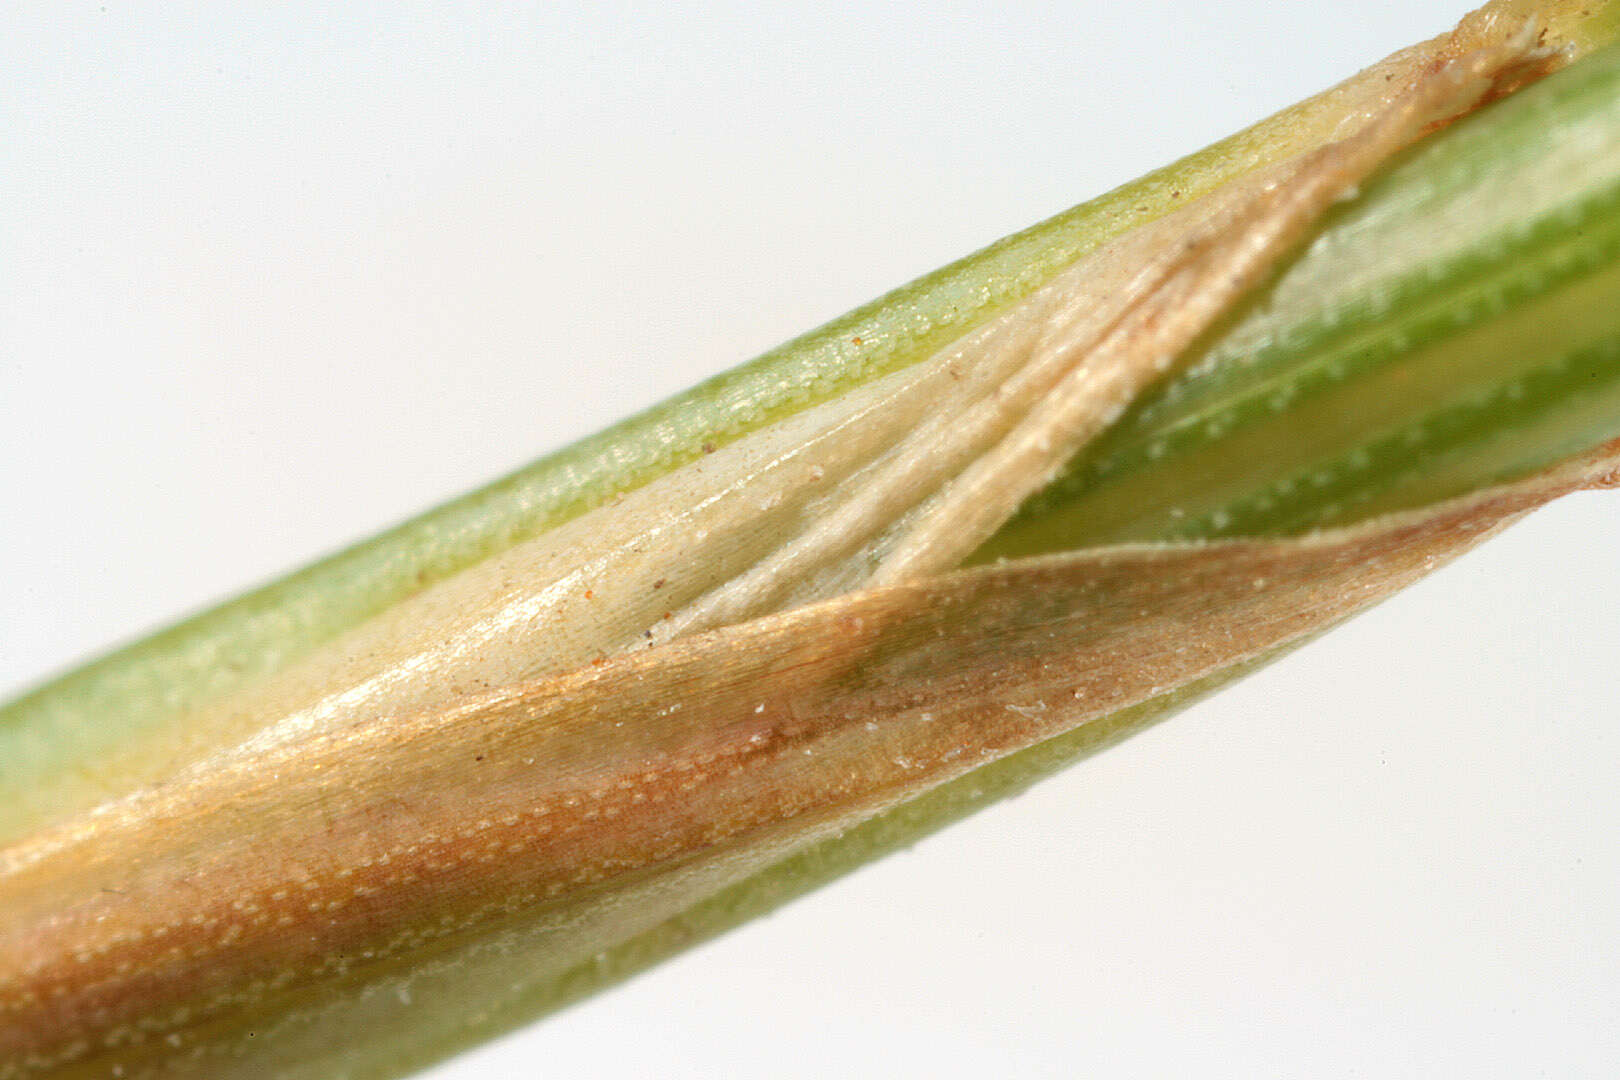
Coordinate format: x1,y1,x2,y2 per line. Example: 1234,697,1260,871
0,7,1569,866
2,441,1617,1077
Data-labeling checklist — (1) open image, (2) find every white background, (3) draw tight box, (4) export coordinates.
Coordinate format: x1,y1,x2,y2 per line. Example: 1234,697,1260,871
4,3,1618,1077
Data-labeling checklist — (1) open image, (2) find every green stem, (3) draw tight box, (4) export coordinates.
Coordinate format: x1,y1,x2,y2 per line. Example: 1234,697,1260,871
7,29,1620,850
6,13,1620,1080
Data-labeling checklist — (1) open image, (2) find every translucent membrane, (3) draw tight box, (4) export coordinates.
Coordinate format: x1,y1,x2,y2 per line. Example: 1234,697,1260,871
985,43,1620,556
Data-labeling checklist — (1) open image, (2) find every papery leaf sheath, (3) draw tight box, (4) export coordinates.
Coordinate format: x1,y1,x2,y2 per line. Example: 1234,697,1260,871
7,0,1617,848
4,440,1615,1079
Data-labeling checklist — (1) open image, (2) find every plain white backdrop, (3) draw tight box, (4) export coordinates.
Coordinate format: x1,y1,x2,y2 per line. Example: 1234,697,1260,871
3,3,1618,1077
